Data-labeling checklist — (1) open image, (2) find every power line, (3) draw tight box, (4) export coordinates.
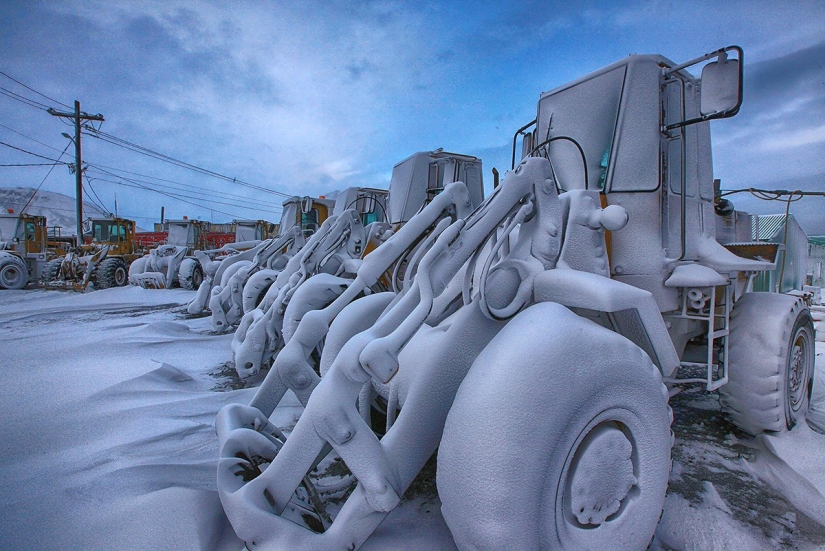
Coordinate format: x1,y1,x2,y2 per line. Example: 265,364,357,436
0,162,64,167
84,164,285,210
1,201,106,216
99,176,276,218
48,101,105,240
720,188,825,200
0,85,53,111
21,141,73,213
0,70,72,109
0,112,293,214
0,121,67,154
84,170,285,212
84,126,293,199
89,165,249,219
82,175,111,214
0,141,68,163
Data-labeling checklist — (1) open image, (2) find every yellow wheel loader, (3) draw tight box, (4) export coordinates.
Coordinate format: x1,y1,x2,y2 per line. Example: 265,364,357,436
0,212,55,289
42,217,144,291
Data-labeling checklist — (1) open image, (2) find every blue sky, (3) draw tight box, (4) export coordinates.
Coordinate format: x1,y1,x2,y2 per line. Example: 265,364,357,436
1,1,823,232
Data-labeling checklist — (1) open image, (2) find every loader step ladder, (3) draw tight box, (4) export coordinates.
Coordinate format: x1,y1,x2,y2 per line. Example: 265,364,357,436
664,283,731,391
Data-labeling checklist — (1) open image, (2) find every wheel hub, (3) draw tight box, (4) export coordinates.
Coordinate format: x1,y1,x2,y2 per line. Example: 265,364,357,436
568,424,636,526
788,333,809,412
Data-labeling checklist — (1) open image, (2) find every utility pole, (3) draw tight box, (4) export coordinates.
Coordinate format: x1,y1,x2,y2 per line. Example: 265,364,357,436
48,101,104,244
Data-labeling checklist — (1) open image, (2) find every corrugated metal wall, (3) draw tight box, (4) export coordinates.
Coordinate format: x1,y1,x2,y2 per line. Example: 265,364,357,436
751,214,809,293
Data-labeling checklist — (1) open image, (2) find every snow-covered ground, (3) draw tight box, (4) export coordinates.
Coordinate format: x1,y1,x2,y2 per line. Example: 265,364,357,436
1,286,824,550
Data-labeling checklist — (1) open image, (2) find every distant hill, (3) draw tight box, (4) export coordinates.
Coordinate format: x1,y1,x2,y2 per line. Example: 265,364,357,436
0,187,110,236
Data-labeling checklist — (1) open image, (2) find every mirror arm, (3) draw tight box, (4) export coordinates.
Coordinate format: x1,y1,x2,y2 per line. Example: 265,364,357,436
663,45,743,77
511,118,537,169
663,45,744,130
664,105,741,130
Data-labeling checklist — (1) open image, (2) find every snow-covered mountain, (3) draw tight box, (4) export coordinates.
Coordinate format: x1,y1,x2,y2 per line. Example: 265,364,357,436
0,186,109,236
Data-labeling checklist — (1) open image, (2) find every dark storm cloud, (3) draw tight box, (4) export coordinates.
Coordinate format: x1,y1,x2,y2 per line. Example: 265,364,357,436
744,40,825,107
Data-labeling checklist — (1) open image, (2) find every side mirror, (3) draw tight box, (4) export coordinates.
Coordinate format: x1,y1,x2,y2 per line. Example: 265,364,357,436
360,195,376,215
521,132,533,160
700,52,741,116
664,46,744,130
301,196,313,214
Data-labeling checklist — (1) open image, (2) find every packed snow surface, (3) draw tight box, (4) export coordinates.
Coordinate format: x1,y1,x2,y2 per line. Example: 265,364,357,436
1,286,825,550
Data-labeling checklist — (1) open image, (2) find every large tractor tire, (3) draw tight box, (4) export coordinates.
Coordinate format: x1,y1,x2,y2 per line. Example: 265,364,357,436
178,258,204,290
95,258,128,289
438,302,672,551
720,292,815,435
0,255,29,289
42,258,63,283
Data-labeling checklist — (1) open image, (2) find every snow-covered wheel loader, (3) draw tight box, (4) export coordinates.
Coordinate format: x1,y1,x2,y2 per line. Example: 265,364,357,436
216,157,673,550
212,46,815,551
129,219,213,289
230,151,485,378
229,206,384,375
43,217,144,291
198,194,353,328
185,219,288,314
0,212,54,289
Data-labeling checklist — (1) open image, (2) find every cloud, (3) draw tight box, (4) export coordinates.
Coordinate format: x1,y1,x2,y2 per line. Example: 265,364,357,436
40,0,454,196
2,1,823,226
756,124,825,151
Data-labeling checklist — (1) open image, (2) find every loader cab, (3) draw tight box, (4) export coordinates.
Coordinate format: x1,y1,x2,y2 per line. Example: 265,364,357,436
278,196,334,238
386,149,485,225
332,187,388,226
515,47,743,312
90,218,136,255
0,213,48,255
234,220,269,242
165,219,206,250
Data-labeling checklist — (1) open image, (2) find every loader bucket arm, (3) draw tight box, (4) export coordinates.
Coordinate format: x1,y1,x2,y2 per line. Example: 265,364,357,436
216,160,562,549
245,180,476,411
187,241,268,315
230,211,371,372
229,216,343,357
78,245,109,291
201,226,306,322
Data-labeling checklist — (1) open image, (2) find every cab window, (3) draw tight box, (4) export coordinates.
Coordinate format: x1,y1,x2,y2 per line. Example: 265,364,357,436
301,209,319,235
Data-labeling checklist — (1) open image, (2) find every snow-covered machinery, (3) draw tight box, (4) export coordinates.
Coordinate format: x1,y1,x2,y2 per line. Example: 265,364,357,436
185,220,283,314
128,219,213,289
0,212,53,289
42,217,145,291
213,47,815,551
279,195,336,240
227,193,388,368
230,151,484,377
187,196,339,319
233,219,278,242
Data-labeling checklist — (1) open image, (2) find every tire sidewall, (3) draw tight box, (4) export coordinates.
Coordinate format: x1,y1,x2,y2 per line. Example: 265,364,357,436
178,258,202,290
785,309,815,428
0,259,27,289
721,292,816,434
544,389,666,550
438,302,671,551
113,262,127,286
192,264,204,290
43,258,63,282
